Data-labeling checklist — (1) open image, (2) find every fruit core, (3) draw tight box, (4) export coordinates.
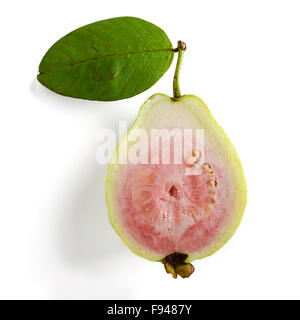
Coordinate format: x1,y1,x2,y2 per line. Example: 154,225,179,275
117,144,229,278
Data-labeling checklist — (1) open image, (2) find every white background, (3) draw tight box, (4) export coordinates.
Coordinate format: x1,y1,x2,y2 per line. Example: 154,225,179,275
1,0,300,299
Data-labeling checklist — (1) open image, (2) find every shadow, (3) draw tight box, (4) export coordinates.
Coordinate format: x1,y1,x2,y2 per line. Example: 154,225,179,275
29,77,127,119
53,152,126,265
30,78,135,266
30,78,102,111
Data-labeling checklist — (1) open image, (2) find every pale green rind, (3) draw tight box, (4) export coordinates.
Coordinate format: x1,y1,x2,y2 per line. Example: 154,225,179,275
105,93,247,262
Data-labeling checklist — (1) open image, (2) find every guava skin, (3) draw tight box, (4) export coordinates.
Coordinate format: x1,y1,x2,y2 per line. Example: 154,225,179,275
105,94,247,278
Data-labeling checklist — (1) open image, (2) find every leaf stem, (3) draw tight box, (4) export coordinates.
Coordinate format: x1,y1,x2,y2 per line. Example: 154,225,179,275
173,41,186,100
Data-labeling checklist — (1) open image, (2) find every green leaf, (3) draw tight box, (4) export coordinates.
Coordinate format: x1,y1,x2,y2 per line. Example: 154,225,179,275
37,17,175,101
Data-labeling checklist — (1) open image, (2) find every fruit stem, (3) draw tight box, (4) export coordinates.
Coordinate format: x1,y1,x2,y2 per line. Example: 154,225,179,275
173,41,186,100
162,252,194,279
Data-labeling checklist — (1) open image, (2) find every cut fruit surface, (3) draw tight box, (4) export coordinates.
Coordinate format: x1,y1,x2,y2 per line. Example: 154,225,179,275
106,94,247,276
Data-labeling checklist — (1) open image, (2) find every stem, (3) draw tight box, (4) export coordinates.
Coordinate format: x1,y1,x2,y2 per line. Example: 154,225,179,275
162,252,194,279
173,41,186,100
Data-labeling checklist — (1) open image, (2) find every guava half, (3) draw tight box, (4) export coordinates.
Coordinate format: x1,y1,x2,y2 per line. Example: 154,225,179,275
105,94,247,278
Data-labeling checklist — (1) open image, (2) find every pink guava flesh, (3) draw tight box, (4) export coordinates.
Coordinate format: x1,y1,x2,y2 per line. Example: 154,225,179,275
117,153,234,257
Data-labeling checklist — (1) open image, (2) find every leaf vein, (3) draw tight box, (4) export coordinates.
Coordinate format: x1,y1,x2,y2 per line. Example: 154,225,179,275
39,48,174,75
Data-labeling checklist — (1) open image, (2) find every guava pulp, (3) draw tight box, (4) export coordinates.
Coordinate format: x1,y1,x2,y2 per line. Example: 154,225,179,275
106,94,247,277
117,158,231,257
